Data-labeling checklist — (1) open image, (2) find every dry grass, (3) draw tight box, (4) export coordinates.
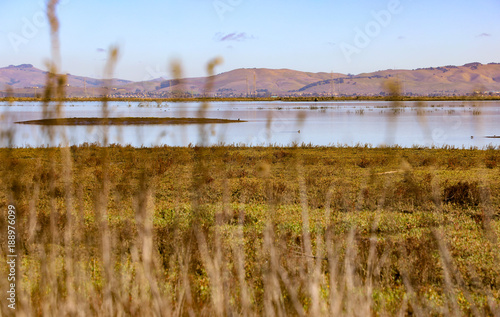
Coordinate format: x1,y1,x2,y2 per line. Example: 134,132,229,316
1,2,500,316
1,145,500,316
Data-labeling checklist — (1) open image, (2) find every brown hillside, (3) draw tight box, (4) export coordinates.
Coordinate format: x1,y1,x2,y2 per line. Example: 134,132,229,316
2,62,500,97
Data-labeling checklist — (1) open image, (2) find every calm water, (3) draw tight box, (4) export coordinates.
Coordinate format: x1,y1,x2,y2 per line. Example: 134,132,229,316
1,100,499,148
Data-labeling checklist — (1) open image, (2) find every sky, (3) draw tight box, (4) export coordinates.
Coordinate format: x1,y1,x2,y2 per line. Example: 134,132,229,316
1,0,499,81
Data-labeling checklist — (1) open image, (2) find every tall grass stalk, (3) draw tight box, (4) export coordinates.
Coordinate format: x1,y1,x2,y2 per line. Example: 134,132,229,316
1,2,500,316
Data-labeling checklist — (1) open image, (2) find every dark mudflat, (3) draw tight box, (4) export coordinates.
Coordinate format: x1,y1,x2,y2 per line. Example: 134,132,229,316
15,117,245,126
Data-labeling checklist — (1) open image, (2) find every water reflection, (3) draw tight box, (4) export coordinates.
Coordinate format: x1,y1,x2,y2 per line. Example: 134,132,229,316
1,101,499,148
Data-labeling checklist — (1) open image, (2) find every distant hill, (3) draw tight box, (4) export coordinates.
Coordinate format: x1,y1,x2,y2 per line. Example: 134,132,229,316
0,64,52,89
2,62,500,98
0,64,131,97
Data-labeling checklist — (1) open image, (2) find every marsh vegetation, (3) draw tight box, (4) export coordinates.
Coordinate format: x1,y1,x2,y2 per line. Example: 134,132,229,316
1,145,500,315
0,2,499,316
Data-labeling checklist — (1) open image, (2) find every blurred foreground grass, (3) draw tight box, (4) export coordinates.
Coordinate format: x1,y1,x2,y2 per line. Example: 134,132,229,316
2,1,499,315
1,144,499,316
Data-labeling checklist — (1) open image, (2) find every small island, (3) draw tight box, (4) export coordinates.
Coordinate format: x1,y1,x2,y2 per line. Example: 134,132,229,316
15,117,245,126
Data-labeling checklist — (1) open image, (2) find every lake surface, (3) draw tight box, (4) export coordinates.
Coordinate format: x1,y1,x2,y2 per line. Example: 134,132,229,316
1,100,499,148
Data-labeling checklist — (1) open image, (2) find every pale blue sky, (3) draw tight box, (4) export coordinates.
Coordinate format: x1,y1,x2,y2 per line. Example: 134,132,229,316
1,0,499,81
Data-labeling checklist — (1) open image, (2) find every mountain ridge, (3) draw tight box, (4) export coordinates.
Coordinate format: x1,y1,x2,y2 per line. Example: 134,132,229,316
2,62,500,98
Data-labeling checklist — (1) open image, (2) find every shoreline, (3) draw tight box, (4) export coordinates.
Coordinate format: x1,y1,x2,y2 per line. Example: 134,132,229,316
2,96,500,103
1,143,499,150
